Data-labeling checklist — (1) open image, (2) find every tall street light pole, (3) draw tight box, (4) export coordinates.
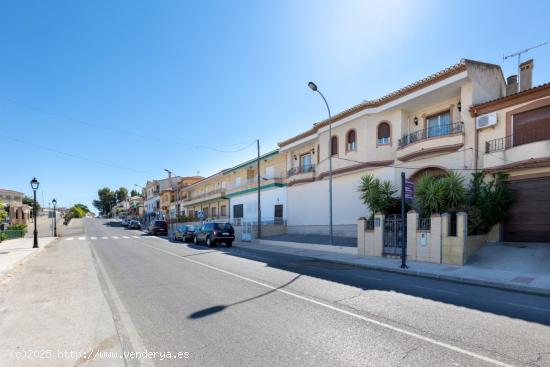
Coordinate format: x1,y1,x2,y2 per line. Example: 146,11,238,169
256,139,261,239
308,82,334,246
52,198,57,237
30,177,39,248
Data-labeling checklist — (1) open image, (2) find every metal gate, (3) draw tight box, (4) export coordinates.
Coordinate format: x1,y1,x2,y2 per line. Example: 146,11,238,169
383,215,403,255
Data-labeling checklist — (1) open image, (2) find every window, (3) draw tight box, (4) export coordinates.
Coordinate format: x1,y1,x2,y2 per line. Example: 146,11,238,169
233,204,244,218
427,111,451,137
220,205,227,217
330,136,338,156
377,122,391,145
346,130,357,151
211,206,217,217
300,153,312,170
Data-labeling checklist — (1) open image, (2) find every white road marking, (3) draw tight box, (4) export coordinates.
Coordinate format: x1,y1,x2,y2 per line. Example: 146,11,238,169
414,285,460,296
112,236,119,239
102,236,109,240
78,236,86,241
137,242,514,367
66,237,74,241
90,236,97,240
131,236,139,238
122,236,130,239
507,302,550,313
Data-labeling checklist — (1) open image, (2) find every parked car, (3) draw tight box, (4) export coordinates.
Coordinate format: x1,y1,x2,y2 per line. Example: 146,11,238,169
148,220,168,235
174,225,197,242
127,220,141,230
194,222,235,247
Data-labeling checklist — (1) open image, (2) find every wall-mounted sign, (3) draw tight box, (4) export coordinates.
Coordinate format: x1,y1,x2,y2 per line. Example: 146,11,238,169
405,179,415,200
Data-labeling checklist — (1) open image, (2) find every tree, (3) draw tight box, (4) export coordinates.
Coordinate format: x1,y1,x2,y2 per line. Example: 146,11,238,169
23,196,41,211
116,187,128,203
73,203,90,213
358,174,398,217
130,189,140,197
93,188,116,215
0,199,7,221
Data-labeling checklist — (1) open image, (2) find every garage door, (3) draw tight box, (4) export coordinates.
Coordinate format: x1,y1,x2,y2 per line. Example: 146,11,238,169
503,176,550,243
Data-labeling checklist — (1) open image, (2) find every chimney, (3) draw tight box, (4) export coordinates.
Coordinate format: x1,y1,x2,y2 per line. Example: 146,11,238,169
519,59,533,92
506,75,518,96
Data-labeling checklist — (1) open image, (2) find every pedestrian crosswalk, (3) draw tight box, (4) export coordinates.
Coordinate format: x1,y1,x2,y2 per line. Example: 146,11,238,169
64,235,143,241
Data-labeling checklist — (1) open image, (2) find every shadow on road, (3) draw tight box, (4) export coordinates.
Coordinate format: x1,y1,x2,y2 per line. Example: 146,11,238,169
180,243,550,326
188,274,301,319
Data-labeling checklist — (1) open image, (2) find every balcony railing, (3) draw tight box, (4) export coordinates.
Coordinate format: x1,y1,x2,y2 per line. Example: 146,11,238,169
398,122,463,148
485,125,550,153
184,188,226,202
287,164,315,177
226,176,284,191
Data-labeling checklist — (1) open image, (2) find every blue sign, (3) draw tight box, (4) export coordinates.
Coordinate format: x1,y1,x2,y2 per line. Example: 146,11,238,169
405,179,415,199
197,211,205,220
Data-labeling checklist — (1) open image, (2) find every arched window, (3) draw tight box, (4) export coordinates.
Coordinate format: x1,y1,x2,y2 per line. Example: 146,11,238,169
377,122,391,145
330,136,338,156
346,130,357,151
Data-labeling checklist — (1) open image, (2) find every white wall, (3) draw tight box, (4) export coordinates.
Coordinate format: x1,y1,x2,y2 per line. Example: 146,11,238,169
229,186,287,221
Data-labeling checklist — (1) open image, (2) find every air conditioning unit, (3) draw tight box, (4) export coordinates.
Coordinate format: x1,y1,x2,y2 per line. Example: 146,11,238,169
476,112,497,129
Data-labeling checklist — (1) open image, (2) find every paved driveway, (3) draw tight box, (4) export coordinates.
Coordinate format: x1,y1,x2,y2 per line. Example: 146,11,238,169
467,241,550,275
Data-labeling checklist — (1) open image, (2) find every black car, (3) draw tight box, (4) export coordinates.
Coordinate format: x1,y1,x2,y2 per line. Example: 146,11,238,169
128,220,141,229
148,220,168,235
174,225,197,242
194,222,235,247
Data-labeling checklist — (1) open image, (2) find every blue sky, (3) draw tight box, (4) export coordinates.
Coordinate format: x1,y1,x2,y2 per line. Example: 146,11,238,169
1,0,549,211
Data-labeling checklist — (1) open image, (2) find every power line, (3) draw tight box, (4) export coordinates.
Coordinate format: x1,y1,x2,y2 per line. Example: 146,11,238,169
0,97,257,153
0,133,152,175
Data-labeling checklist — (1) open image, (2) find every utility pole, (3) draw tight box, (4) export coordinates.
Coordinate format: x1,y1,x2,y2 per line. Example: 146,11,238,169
257,139,261,239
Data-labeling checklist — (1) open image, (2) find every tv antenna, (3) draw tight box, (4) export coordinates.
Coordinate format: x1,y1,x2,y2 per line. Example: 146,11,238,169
503,41,548,91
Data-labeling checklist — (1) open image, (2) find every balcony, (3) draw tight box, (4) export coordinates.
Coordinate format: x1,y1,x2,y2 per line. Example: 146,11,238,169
287,164,315,185
226,176,285,194
485,125,550,153
483,126,550,169
183,188,227,206
397,122,464,161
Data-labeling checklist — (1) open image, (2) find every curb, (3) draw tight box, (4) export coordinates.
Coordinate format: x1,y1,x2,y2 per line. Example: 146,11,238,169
233,243,550,297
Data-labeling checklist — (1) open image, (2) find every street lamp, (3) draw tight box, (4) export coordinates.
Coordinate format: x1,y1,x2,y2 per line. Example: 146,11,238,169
308,82,334,246
30,177,39,248
52,198,57,237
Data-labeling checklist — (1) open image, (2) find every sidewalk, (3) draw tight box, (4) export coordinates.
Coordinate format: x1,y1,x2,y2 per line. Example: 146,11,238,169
0,236,57,279
235,240,550,296
0,230,124,366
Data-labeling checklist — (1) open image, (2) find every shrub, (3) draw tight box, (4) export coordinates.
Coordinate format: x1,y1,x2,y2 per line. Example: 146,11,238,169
0,232,7,242
358,174,399,217
465,171,512,235
414,171,466,215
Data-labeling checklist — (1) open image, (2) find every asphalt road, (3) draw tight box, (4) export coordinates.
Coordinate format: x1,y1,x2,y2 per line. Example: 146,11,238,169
82,218,550,367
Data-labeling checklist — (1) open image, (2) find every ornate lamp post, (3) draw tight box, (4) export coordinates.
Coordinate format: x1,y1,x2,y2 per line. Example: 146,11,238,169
52,198,57,237
30,177,39,248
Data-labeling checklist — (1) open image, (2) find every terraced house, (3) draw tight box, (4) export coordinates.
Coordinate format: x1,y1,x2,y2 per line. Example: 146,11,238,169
181,172,229,221
279,58,548,242
222,149,287,224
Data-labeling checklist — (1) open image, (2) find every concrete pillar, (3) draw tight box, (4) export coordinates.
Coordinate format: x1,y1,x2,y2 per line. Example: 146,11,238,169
357,217,366,256
406,210,418,260
441,213,450,238
457,212,468,263
373,213,384,256
430,214,442,263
